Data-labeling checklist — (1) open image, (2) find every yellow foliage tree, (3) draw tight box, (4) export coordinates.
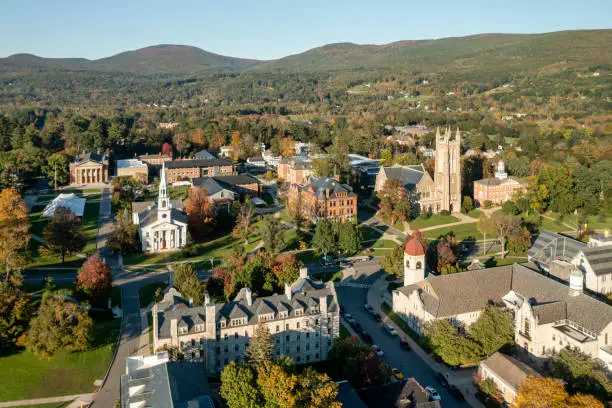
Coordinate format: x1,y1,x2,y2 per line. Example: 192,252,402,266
0,188,30,285
514,376,604,408
257,361,299,408
230,130,242,160
279,137,296,157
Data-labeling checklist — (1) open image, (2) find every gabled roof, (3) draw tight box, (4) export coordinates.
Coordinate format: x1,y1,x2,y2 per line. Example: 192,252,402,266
191,177,235,197
480,352,538,392
194,149,216,160
528,230,587,263
300,177,355,199
133,199,184,215
380,164,426,189
71,152,108,166
580,246,612,276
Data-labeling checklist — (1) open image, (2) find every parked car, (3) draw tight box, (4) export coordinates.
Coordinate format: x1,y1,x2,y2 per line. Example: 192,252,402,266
384,324,398,336
425,386,441,401
391,368,403,380
435,373,449,388
399,339,412,351
372,345,384,357
372,313,382,322
361,332,374,345
448,385,465,402
353,323,363,334
364,304,374,313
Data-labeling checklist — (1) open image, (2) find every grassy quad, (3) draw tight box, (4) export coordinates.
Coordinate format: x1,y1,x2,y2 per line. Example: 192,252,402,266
423,222,485,241
26,192,101,270
409,214,460,230
0,317,121,402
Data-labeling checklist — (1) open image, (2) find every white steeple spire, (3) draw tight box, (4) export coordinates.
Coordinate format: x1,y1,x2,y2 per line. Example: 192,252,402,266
158,164,171,221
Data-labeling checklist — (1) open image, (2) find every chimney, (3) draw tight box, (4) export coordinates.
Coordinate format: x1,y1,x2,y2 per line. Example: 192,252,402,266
569,266,584,296
285,282,292,300
205,300,215,337
319,295,327,314
170,318,178,345
205,292,210,305
189,296,193,307
245,288,253,306
299,267,308,279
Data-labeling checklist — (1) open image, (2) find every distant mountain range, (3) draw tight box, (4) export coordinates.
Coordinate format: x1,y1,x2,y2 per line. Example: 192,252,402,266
1,29,610,76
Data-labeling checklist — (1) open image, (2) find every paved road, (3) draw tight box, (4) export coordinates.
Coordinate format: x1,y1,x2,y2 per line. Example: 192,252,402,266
337,286,471,408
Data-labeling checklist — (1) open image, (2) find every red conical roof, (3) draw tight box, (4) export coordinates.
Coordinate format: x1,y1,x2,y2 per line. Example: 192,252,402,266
405,238,425,256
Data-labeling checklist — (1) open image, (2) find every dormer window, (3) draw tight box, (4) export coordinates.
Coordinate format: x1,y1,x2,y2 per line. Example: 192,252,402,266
195,324,205,332
279,311,288,318
178,326,188,335
295,309,303,316
258,313,274,322
220,320,226,329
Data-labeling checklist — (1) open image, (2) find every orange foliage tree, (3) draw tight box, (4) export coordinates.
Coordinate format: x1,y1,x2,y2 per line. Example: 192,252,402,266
76,252,113,305
184,187,215,240
515,376,604,408
0,188,30,285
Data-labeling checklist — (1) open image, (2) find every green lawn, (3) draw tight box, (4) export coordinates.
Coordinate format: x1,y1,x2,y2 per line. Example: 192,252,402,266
358,225,383,241
27,193,101,269
540,216,573,233
369,239,398,249
466,209,483,219
0,318,121,402
424,222,484,241
377,215,406,232
139,282,168,308
409,214,460,229
11,404,67,408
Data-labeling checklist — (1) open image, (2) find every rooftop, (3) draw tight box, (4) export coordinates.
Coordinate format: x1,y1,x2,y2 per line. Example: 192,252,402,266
42,193,86,218
380,165,426,189
166,158,233,169
117,159,147,169
480,352,538,392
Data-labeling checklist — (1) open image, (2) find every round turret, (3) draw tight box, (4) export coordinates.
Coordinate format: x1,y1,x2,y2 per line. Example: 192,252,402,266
569,266,584,295
405,238,425,256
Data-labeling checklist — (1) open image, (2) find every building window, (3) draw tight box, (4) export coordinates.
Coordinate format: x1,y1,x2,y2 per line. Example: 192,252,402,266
276,325,280,332
297,322,300,329
235,333,239,339
192,339,196,347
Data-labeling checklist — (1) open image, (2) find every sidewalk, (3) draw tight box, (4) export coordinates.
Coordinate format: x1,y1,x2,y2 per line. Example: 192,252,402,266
0,393,93,408
366,275,485,408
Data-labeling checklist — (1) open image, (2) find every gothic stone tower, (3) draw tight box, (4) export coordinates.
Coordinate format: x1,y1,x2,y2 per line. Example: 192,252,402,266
434,127,462,213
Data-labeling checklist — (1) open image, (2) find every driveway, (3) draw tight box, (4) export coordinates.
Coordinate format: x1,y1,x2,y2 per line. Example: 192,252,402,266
337,286,474,408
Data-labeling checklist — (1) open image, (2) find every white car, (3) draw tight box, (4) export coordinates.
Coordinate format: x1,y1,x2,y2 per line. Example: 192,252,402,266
364,304,374,313
425,386,441,401
384,324,398,336
371,344,384,356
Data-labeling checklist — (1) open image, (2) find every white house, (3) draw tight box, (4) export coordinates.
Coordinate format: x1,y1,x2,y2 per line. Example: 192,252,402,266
132,165,188,252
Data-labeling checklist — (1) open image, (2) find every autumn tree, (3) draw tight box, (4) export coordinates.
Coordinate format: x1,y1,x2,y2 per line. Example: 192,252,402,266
230,130,242,160
220,361,263,408
107,209,140,254
381,243,404,278
279,136,296,157
0,188,30,285
468,305,514,355
232,201,254,244
435,235,460,274
172,263,204,305
552,347,612,403
184,187,215,241
76,252,113,306
173,132,190,156
479,213,522,259
259,214,285,255
161,142,173,157
328,337,392,388
156,344,185,361
24,293,94,357
43,206,86,263
515,376,603,408
0,284,33,351
272,253,301,285
377,178,410,224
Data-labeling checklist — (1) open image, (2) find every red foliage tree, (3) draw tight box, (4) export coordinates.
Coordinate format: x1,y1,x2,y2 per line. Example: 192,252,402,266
161,142,173,157
76,252,112,304
273,254,301,285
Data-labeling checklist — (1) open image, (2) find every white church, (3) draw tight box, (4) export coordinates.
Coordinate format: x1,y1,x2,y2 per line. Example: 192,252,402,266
132,165,188,252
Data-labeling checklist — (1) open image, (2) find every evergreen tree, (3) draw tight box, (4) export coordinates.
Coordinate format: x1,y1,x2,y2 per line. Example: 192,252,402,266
246,322,274,365
312,219,336,261
172,263,204,305
259,215,285,255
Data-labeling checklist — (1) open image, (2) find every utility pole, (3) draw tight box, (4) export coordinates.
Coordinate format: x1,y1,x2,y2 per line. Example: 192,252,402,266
54,164,57,191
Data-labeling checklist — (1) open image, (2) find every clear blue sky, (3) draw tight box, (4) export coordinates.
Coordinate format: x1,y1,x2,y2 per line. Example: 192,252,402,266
1,0,609,60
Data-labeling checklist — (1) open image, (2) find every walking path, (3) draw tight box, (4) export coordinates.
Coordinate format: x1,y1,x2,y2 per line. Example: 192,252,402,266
366,274,485,408
0,394,93,408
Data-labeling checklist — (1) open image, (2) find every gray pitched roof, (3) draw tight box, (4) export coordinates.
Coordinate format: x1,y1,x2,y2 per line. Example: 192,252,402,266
133,199,184,214
301,177,355,199
120,362,214,408
528,230,587,263
191,177,234,197
380,165,426,189
156,279,338,340
480,352,538,392
139,207,187,228
194,149,216,160
397,263,612,334
166,158,232,169
72,152,108,165
580,246,612,276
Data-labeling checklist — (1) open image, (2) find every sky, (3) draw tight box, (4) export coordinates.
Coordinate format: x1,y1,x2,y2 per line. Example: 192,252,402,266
1,0,610,60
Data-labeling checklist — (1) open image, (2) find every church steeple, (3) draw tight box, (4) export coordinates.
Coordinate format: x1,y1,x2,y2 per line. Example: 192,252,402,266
158,164,171,221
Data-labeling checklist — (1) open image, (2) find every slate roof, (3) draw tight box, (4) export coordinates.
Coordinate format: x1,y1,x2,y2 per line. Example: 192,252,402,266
212,174,259,186
191,177,235,197
166,158,233,169
480,352,538,392
156,278,338,340
474,176,522,186
528,230,587,263
580,246,612,276
194,149,217,160
301,177,355,199
397,263,612,334
336,381,367,408
380,165,426,189
120,361,214,408
357,377,439,408
140,207,187,228
71,152,108,165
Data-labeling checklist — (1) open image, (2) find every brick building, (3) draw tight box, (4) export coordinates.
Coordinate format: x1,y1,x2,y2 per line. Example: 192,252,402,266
288,177,357,222
473,161,526,206
69,152,109,185
278,156,313,186
165,159,234,183
138,153,173,167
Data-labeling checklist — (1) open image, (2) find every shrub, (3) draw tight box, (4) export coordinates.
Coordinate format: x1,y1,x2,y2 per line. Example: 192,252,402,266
483,200,493,209
440,209,451,216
